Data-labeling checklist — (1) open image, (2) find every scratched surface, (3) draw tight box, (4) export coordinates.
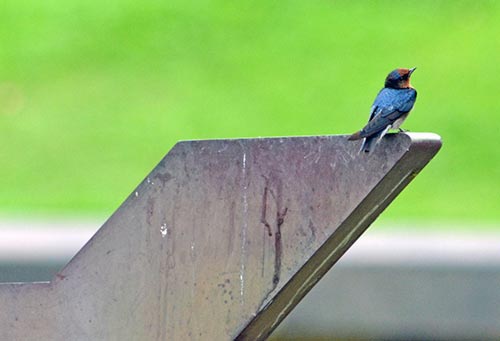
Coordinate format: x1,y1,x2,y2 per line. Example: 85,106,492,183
0,133,441,340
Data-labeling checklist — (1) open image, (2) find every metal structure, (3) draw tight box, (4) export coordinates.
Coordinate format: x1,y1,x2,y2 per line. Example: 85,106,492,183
0,133,441,340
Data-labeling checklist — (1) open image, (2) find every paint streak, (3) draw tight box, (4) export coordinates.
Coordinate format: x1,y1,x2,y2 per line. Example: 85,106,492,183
227,201,236,257
239,149,249,304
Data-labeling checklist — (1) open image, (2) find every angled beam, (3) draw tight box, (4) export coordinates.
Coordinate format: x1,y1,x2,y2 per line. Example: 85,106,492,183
0,133,441,340
236,133,441,339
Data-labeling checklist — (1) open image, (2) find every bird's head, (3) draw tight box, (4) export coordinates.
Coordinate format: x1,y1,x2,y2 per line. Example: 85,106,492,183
384,67,416,89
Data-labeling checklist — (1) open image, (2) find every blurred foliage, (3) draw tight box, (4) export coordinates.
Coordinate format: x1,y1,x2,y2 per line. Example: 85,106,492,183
0,1,498,223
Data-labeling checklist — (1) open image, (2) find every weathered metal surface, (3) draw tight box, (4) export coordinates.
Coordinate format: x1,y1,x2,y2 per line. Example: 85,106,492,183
0,133,441,340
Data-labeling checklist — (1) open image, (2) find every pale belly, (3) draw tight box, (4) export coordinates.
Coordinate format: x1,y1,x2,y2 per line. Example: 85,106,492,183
391,112,409,130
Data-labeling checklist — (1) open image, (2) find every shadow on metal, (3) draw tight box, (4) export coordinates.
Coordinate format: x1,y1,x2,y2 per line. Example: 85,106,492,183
0,133,441,340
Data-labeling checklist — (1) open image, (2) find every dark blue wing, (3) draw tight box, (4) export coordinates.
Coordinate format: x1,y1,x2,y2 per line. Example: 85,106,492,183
359,88,416,138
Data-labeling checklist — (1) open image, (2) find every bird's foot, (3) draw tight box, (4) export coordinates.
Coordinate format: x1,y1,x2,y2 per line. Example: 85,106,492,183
398,128,409,133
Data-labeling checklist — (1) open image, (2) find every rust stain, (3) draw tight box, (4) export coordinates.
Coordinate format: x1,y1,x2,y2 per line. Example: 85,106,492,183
227,201,236,257
273,206,288,285
308,219,317,240
55,273,66,280
146,198,155,226
260,182,273,237
258,175,288,306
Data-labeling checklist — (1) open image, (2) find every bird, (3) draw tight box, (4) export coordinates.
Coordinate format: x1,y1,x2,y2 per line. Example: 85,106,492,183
348,67,417,153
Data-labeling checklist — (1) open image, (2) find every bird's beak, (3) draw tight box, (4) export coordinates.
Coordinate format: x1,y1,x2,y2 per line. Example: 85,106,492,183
409,67,417,75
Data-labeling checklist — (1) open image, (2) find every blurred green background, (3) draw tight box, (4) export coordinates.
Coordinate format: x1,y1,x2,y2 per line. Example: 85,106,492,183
0,1,498,225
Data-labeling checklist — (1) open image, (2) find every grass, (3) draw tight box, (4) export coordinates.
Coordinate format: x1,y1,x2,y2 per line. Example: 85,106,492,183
0,1,499,225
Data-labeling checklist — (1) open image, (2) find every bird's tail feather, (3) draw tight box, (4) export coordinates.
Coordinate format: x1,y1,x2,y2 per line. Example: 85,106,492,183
359,137,374,153
376,125,391,144
348,131,362,141
358,125,391,154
